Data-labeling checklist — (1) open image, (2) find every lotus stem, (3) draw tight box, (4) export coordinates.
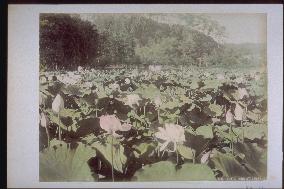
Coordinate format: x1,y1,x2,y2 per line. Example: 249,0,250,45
176,150,179,165
230,123,233,154
58,112,62,141
242,106,248,143
241,119,244,143
161,150,166,157
95,100,98,117
111,136,114,182
98,159,101,170
157,108,160,123
45,124,50,148
143,105,146,117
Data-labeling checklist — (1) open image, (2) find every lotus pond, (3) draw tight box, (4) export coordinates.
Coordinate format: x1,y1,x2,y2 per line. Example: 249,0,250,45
39,66,267,181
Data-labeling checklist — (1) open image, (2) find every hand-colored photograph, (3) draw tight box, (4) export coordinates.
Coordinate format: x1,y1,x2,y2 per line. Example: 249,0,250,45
39,13,267,182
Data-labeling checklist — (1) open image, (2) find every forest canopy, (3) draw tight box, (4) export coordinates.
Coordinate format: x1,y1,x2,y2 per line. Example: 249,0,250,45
40,13,266,70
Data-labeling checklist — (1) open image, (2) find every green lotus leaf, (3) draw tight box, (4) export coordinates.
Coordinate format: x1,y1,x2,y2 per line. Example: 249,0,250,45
177,144,195,160
39,141,96,181
133,142,156,158
204,104,223,117
91,141,127,173
233,123,267,140
132,161,216,181
196,125,214,139
209,150,253,178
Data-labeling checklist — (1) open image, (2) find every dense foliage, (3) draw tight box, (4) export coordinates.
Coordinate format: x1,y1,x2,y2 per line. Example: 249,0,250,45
39,66,267,181
40,14,265,70
40,14,99,70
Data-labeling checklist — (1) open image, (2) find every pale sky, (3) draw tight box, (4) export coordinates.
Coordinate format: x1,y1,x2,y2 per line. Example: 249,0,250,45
208,14,267,44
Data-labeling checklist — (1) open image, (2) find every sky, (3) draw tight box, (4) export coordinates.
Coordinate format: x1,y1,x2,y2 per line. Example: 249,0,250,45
208,14,267,44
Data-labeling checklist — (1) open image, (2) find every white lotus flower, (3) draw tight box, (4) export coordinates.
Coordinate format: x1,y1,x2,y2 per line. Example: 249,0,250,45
40,76,47,83
125,94,141,107
40,112,49,128
255,74,260,81
217,74,225,80
52,94,64,114
57,74,81,85
67,71,75,77
234,103,243,121
238,87,249,100
99,115,132,137
204,72,210,77
155,123,185,152
85,81,93,88
48,75,53,81
125,78,131,84
109,83,120,91
212,117,220,124
235,77,244,84
131,70,139,77
149,65,162,72
225,109,234,124
154,96,162,107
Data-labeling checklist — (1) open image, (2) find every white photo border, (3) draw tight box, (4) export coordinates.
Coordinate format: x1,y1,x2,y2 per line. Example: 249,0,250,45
7,4,283,188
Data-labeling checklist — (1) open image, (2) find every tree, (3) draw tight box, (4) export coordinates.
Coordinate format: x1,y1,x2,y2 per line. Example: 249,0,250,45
40,14,99,70
135,37,182,66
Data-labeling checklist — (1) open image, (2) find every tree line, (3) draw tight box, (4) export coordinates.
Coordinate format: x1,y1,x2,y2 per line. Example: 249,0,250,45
40,13,264,71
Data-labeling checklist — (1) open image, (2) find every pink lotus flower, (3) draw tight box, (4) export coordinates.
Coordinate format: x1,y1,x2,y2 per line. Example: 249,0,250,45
99,115,132,137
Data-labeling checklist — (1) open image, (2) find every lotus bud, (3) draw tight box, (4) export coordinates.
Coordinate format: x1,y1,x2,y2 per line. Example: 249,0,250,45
255,75,260,81
225,109,234,123
125,78,130,84
234,103,243,121
154,96,162,107
39,94,43,105
78,66,83,72
52,94,64,114
40,112,49,128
